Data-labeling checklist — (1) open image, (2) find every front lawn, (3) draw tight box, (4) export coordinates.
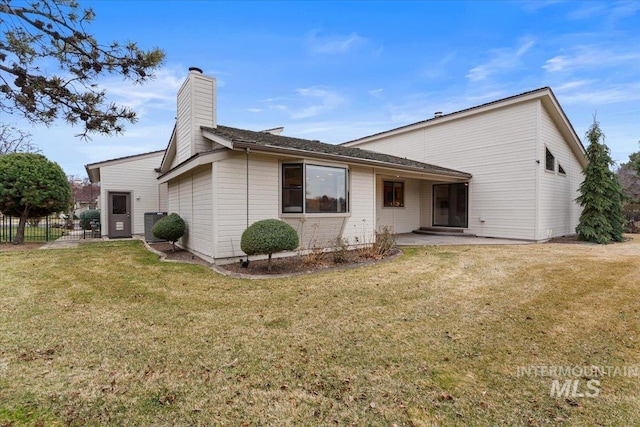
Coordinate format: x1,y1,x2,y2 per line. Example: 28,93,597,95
1,239,639,426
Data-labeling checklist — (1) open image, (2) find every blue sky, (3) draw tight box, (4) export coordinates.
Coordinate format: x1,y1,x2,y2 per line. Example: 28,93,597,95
7,0,640,177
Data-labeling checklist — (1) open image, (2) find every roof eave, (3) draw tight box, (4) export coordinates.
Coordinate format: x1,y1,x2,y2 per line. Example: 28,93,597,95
202,128,234,148
84,149,165,183
159,125,177,173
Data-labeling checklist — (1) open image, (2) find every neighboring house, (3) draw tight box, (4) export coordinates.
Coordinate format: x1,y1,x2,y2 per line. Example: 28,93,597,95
86,150,167,238
86,68,587,263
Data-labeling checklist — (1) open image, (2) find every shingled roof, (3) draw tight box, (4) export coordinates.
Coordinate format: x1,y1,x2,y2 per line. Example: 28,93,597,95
202,125,471,178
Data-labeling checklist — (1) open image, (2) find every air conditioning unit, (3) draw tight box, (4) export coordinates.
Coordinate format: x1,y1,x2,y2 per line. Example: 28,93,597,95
144,212,168,242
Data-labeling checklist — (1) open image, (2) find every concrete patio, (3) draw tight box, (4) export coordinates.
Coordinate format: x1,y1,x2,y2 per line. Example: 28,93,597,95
395,232,532,246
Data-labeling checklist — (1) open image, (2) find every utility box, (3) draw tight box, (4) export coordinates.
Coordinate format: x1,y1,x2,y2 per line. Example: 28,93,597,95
144,212,167,242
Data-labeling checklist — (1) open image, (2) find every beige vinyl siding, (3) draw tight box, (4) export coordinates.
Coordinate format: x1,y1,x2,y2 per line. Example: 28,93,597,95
342,166,376,245
166,169,215,261
191,166,213,258
350,101,539,240
247,154,279,224
213,156,375,260
176,79,192,165
420,182,433,227
215,154,249,259
538,105,583,239
215,153,280,259
167,179,179,214
178,176,193,248
166,175,193,247
191,76,216,154
98,152,163,236
375,176,421,233
158,182,168,212
175,73,216,166
283,216,347,251
215,155,247,259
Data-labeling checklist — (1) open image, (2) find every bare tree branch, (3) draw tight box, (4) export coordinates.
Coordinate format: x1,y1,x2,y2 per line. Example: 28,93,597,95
0,123,38,154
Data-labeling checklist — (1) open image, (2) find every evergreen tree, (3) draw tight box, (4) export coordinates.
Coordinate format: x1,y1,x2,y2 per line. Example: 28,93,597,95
0,0,164,139
575,120,625,243
0,153,71,244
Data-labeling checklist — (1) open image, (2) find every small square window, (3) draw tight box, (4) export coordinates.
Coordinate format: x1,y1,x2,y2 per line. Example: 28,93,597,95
383,181,404,207
545,148,555,172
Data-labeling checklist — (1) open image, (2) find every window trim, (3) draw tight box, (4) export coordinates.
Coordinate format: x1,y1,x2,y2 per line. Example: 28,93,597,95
280,161,349,215
281,163,304,213
558,163,566,176
432,182,469,228
545,147,555,172
383,180,405,208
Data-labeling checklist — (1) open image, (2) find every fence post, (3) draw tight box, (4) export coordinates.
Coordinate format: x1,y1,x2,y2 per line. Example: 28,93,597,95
9,215,13,243
46,216,50,241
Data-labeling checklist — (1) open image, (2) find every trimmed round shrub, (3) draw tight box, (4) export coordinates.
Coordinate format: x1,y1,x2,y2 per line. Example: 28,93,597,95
241,219,299,271
152,213,185,252
79,209,101,230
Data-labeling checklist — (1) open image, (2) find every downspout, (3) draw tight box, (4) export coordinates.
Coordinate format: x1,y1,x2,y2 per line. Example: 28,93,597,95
246,148,250,229
534,100,541,241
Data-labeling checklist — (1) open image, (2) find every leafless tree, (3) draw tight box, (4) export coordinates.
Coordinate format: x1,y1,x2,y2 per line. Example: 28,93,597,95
0,123,38,154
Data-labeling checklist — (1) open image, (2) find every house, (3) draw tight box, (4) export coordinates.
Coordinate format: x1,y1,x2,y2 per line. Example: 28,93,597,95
86,150,166,238
341,88,587,241
86,68,586,264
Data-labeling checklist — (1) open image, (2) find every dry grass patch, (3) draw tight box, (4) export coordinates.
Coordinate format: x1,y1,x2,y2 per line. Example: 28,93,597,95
1,239,640,425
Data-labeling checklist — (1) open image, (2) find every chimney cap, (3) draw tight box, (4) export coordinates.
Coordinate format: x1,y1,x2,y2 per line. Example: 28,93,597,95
189,67,203,74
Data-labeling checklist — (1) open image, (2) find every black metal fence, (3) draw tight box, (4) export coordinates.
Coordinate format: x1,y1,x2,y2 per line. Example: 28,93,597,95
0,214,99,243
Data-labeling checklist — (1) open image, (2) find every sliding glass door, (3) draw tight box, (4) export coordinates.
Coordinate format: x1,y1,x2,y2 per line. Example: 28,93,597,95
433,183,468,228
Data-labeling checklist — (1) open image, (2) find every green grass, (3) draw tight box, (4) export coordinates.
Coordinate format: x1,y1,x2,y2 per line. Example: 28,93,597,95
1,239,640,426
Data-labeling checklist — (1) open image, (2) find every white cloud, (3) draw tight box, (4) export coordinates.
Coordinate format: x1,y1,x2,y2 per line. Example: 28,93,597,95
609,1,640,21
384,89,508,126
572,1,640,23
466,38,535,82
567,3,608,20
516,39,536,56
368,88,384,98
422,52,457,79
553,79,593,91
269,104,288,112
99,67,184,112
308,30,367,54
543,46,640,72
520,0,564,13
291,87,346,119
554,83,640,105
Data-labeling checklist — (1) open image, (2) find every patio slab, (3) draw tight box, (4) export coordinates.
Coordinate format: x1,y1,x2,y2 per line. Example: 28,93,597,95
395,233,532,246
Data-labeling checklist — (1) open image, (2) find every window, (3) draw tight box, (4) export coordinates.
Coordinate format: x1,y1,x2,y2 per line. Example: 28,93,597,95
282,164,303,212
112,194,127,214
558,163,566,175
383,181,404,207
282,163,348,214
545,148,555,172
